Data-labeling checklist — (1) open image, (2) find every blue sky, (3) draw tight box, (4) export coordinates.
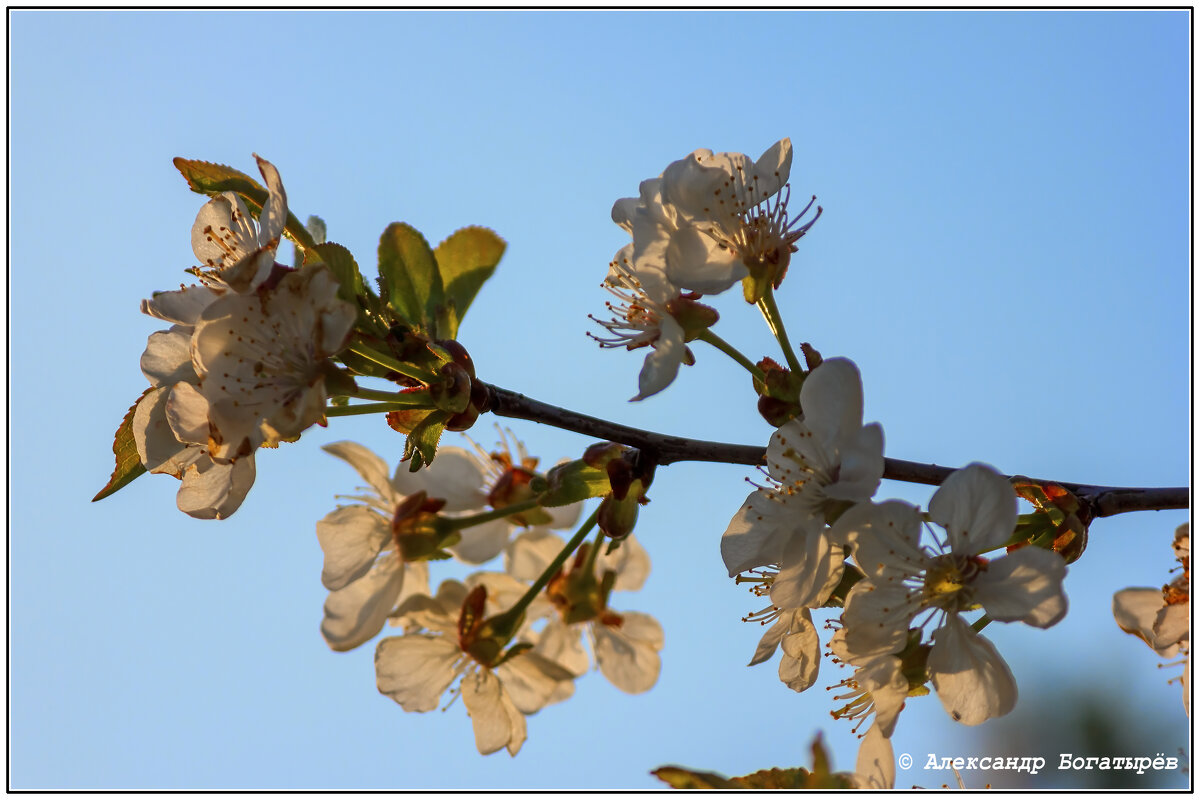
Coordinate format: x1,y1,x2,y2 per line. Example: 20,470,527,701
9,9,1190,790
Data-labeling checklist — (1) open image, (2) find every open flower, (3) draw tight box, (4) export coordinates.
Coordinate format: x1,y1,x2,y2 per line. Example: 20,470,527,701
1113,522,1190,714
721,357,884,609
172,263,355,461
503,530,664,694
376,580,576,756
589,246,692,400
838,464,1068,725
190,154,288,293
132,284,256,519
316,440,507,651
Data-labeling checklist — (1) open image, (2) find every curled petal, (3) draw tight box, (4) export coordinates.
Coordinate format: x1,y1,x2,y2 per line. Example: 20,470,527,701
777,609,820,692
1113,587,1173,654
632,315,686,401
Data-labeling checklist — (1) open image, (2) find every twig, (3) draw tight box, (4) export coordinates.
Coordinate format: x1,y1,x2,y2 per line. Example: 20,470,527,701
480,382,1188,519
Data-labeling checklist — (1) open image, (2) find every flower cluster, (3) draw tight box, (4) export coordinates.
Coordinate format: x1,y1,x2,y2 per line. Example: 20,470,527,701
132,156,356,518
316,431,662,755
593,139,820,400
1113,522,1190,715
721,356,1069,774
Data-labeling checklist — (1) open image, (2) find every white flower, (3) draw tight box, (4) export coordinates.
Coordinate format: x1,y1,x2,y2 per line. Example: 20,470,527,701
1113,523,1189,714
190,154,288,293
839,464,1068,725
851,725,896,790
589,246,691,400
721,358,884,609
503,529,664,694
132,284,256,519
316,440,505,651
827,628,909,740
171,263,355,461
659,138,820,294
377,580,576,756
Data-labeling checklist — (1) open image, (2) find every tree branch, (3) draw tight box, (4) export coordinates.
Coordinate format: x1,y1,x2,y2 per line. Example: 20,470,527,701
480,382,1188,519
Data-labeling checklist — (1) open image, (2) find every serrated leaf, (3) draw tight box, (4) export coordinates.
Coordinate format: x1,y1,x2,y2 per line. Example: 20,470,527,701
311,241,367,306
378,222,444,331
651,767,735,789
92,390,151,501
400,410,449,470
433,226,506,338
172,157,317,253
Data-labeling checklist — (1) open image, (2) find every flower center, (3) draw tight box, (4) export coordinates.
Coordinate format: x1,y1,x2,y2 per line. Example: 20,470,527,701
921,553,987,612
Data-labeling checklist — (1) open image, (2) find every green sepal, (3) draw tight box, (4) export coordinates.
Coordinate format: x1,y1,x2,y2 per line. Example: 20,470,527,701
93,389,152,501
171,157,317,254
652,765,840,790
378,223,444,332
433,226,506,339
539,459,612,507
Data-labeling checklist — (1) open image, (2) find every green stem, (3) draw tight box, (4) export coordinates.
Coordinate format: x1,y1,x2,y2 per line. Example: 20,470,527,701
325,401,428,417
696,330,766,382
442,499,542,532
583,523,607,576
506,507,600,620
352,385,430,403
971,614,993,633
756,287,804,375
347,340,439,384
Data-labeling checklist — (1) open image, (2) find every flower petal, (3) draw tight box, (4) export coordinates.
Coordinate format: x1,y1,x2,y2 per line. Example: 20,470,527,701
374,634,461,712
322,441,395,504
1113,587,1172,653
974,546,1067,628
592,611,663,694
176,455,255,520
928,615,1017,725
840,582,914,659
461,668,525,756
854,725,895,789
839,500,925,581
929,463,1017,555
494,651,576,713
321,559,404,652
316,505,392,591
632,315,686,400
797,357,864,455
721,490,792,576
778,609,820,692
769,528,843,610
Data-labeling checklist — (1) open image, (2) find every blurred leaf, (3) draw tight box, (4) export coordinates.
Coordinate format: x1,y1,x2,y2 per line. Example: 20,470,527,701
378,223,443,332
652,766,822,790
433,226,506,338
92,390,151,501
172,157,317,252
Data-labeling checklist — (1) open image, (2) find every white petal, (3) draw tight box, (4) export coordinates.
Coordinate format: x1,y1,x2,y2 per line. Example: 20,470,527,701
374,634,461,712
449,518,511,564
134,387,195,476
748,614,789,666
394,446,488,512
140,327,197,387
632,315,686,401
856,654,908,737
592,611,663,694
322,441,395,505
769,529,843,609
533,620,590,677
316,505,392,591
164,382,212,448
253,154,288,244
600,534,651,593
504,529,562,582
798,357,864,454
928,615,1017,725
854,725,895,789
929,464,1018,555
494,651,576,713
840,582,914,658
778,609,820,692
141,284,219,326
461,668,525,756
321,559,405,652
751,138,792,196
974,546,1068,628
839,500,926,581
664,226,745,295
1112,588,1176,655
826,422,885,503
721,490,792,576
1153,602,1189,650
176,455,255,520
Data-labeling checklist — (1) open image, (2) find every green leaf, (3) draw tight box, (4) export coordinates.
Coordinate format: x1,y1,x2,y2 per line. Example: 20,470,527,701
651,767,735,789
93,390,151,502
311,242,366,306
433,226,506,338
402,409,449,471
172,157,318,253
378,222,444,331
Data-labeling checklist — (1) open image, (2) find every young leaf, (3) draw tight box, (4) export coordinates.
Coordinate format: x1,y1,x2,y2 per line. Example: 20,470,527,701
311,242,367,306
433,226,506,338
172,157,318,253
92,390,151,502
378,222,444,331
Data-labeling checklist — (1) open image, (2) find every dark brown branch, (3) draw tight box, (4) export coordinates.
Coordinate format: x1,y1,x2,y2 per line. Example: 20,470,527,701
480,382,1189,519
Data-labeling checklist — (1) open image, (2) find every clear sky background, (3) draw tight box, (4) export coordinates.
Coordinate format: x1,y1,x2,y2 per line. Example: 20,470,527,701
9,9,1191,791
